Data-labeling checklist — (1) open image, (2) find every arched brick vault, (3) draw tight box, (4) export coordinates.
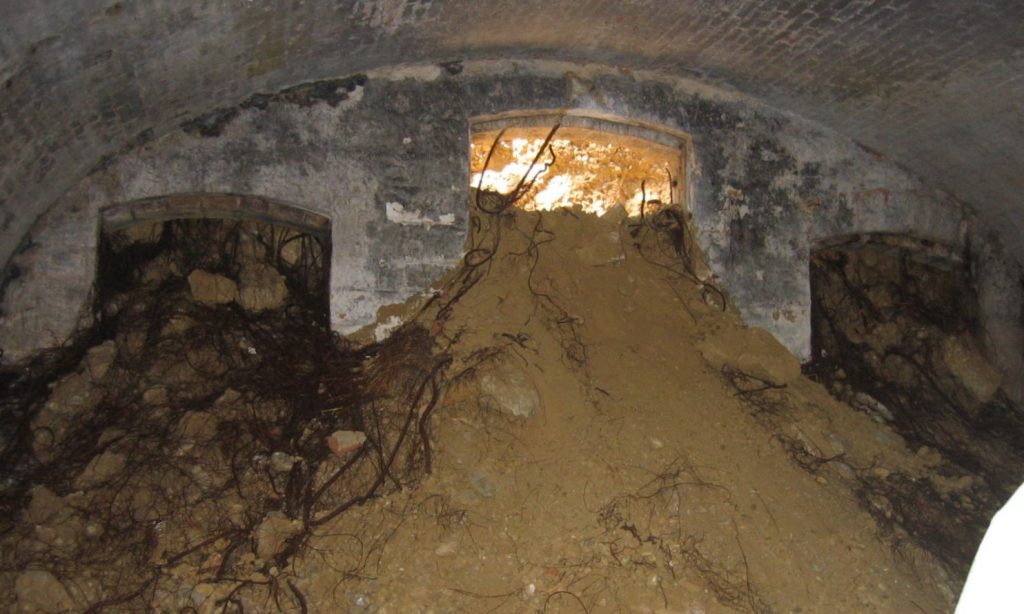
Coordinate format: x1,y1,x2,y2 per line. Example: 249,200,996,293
3,1,1023,264
0,3,1022,399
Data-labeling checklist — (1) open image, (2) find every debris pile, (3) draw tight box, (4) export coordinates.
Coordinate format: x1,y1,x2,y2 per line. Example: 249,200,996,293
287,199,961,611
0,197,1015,612
808,237,1024,575
0,218,443,612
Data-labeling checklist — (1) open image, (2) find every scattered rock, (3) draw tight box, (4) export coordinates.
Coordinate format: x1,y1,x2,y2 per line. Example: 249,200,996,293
852,391,895,422
237,263,289,312
873,427,905,448
177,411,219,443
142,385,169,406
144,356,206,389
47,370,99,412
34,518,83,552
881,353,918,388
478,360,541,418
833,462,857,480
929,473,976,496
280,239,304,267
84,340,118,380
186,346,228,377
31,370,102,462
226,502,248,528
116,329,147,357
22,486,67,524
189,464,228,491
75,451,127,489
941,335,1003,406
327,430,366,456
270,451,299,473
824,432,847,456
867,493,894,518
434,541,458,557
698,326,802,386
866,321,904,355
200,552,223,574
15,570,76,613
139,253,179,285
190,581,236,611
216,388,242,406
120,221,163,245
255,512,303,561
468,470,496,498
916,446,943,467
187,270,238,305
161,314,195,337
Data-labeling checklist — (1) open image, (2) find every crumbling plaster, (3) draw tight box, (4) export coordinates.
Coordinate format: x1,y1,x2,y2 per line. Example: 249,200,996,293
2,60,1019,406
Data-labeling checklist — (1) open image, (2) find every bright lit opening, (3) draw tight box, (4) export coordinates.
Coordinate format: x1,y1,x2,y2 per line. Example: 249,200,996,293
469,118,687,217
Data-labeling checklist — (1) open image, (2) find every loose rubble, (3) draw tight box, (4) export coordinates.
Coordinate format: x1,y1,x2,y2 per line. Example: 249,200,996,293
0,205,1014,612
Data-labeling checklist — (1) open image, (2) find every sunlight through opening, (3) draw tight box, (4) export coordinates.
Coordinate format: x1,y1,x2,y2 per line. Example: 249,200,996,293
470,122,686,217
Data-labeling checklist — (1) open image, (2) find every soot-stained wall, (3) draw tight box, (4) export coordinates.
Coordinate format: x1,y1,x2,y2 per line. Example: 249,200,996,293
0,60,1019,400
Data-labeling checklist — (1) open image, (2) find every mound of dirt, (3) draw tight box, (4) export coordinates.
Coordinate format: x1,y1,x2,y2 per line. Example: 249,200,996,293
296,205,960,612
0,205,987,612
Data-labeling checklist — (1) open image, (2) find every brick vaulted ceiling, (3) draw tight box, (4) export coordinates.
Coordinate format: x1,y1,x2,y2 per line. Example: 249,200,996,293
2,0,1023,265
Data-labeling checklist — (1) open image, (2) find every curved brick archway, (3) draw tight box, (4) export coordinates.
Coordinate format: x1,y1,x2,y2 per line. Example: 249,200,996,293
100,193,331,239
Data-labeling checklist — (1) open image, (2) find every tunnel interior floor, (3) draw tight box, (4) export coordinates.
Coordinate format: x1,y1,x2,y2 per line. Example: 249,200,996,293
1,204,1014,612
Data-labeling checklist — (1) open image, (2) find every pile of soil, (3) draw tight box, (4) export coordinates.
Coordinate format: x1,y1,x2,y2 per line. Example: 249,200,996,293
0,202,1002,612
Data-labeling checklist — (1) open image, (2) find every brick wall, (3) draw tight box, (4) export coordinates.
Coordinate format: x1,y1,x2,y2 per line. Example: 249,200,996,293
3,62,1018,408
2,0,1023,276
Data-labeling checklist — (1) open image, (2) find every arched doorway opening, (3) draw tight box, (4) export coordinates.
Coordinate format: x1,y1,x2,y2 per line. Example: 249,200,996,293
97,193,331,322
468,111,691,216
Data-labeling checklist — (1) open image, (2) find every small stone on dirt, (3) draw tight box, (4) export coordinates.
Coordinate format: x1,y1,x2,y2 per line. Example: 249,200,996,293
160,314,195,338
143,385,169,406
929,473,976,496
280,239,304,266
478,360,540,418
940,335,1003,406
255,512,303,561
434,541,458,556
116,329,147,356
187,269,238,305
852,392,895,422
23,486,66,524
327,430,366,456
270,451,299,473
468,470,497,498
84,340,118,380
833,462,857,480
698,326,801,386
916,446,943,466
216,388,242,406
75,451,127,489
139,254,178,286
120,221,163,245
177,411,219,443
237,262,289,312
15,570,76,613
